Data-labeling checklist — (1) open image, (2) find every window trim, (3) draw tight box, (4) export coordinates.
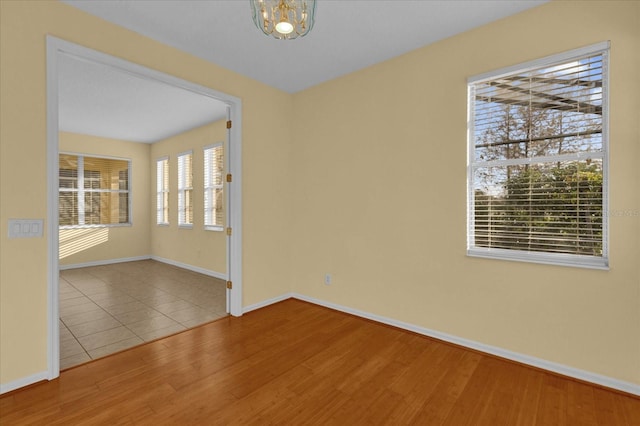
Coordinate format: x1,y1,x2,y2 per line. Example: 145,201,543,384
59,152,132,229
156,156,169,226
204,142,224,232
466,41,610,269
177,150,193,228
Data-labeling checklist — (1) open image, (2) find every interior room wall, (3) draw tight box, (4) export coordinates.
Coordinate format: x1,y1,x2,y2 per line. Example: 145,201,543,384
2,0,637,394
58,131,151,267
0,1,294,386
290,0,640,386
150,120,227,275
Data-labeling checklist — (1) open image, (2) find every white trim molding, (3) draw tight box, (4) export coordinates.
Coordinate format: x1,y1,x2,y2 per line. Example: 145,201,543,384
59,255,151,270
242,293,293,314
46,35,243,387
0,371,48,395
151,256,227,281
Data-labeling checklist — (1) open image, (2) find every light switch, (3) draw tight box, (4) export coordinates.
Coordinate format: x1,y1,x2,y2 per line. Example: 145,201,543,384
8,219,44,238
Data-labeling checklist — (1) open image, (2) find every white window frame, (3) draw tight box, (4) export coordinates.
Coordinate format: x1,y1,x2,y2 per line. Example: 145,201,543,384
177,150,193,228
156,156,169,226
204,142,224,231
466,42,609,269
59,152,132,228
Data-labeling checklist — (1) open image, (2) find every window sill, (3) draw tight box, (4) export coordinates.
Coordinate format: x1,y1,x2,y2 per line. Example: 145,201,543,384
467,247,609,270
205,226,224,232
178,224,193,229
59,223,131,229
157,223,169,227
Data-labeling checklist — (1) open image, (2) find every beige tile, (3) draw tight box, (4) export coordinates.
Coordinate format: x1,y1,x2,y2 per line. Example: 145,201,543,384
61,332,80,346
59,279,75,290
65,278,108,288
59,261,228,362
60,295,93,309
60,300,103,317
67,316,122,338
59,290,85,301
77,284,116,296
60,270,94,282
60,352,92,370
87,336,144,359
112,308,164,325
165,306,219,324
137,323,187,342
90,293,137,307
102,301,148,315
114,284,155,296
60,324,76,341
151,299,197,315
60,337,86,358
191,296,225,311
77,326,137,351
138,293,181,305
126,315,182,335
181,313,227,329
61,309,114,326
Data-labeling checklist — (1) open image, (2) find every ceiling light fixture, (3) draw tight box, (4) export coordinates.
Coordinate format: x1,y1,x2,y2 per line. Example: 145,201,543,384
251,0,316,40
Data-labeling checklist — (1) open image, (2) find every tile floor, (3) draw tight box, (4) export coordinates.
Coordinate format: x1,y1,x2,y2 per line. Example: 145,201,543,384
59,260,227,369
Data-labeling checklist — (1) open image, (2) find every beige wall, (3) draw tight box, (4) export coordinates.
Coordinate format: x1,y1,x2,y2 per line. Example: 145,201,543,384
150,120,227,274
290,1,640,385
58,132,151,266
0,1,293,385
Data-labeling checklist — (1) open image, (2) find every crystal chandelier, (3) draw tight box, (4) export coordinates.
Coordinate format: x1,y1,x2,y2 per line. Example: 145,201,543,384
250,0,316,40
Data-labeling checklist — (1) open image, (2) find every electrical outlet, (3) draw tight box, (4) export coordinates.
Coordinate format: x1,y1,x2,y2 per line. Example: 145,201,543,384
324,273,332,285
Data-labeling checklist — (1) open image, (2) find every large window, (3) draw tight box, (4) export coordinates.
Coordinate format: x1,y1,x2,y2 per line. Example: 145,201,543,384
204,143,224,230
178,151,193,227
59,153,131,227
156,157,169,225
467,43,608,269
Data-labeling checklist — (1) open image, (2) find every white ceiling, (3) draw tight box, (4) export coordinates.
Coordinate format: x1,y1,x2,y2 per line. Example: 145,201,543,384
59,54,227,143
58,0,548,143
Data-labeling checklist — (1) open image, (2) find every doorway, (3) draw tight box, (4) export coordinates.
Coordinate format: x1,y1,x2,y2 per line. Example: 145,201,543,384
46,36,243,379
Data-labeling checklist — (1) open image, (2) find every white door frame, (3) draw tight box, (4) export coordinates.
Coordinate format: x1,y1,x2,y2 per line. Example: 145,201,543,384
46,36,243,380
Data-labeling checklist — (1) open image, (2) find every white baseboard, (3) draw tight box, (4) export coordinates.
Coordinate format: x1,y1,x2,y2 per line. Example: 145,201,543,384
0,371,48,395
59,255,227,281
151,256,227,281
243,293,293,314
59,255,151,270
289,293,640,396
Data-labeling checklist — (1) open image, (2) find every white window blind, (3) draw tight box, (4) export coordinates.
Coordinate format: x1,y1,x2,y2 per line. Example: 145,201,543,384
204,143,224,230
59,153,131,227
178,151,193,227
467,43,608,269
156,157,169,225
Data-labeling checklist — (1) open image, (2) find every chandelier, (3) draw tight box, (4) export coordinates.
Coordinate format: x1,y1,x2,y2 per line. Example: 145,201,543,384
250,0,316,40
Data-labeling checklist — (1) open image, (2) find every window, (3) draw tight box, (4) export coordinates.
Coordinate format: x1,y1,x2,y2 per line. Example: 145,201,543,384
467,43,608,269
177,151,193,227
59,153,131,227
156,157,169,225
204,143,224,230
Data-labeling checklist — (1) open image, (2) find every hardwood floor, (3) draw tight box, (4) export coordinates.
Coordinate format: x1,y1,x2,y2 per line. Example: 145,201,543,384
1,299,638,425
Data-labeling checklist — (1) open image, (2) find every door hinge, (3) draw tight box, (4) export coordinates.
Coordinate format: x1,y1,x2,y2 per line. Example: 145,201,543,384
226,120,232,129
226,173,232,183
226,281,233,290
226,227,232,236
